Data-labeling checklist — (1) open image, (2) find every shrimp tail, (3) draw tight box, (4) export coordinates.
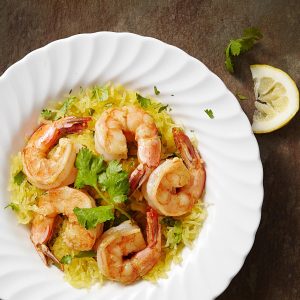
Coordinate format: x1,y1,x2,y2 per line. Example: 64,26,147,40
58,116,91,135
30,215,63,268
146,207,160,247
129,164,153,193
172,128,202,169
40,244,64,270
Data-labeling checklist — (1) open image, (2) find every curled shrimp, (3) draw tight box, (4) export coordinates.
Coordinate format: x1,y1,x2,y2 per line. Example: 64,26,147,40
94,106,161,190
142,128,206,216
31,186,102,266
22,116,90,189
97,207,161,284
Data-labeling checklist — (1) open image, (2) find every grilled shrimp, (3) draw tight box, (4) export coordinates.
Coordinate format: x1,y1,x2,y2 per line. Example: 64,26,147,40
142,128,206,216
31,186,102,265
94,106,161,190
22,116,90,189
97,207,161,284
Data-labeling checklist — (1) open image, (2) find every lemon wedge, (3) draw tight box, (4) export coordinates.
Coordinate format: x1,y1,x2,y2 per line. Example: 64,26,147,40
250,64,299,133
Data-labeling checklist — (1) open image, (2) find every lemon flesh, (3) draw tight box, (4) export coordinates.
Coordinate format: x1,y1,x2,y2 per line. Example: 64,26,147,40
250,64,299,133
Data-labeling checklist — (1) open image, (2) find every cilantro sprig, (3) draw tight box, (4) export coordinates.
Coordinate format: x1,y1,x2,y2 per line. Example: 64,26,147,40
98,160,130,204
73,205,114,229
225,27,262,73
74,148,131,219
74,148,105,195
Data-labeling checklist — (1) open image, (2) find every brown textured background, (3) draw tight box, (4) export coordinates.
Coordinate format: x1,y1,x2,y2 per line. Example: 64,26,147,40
1,0,299,299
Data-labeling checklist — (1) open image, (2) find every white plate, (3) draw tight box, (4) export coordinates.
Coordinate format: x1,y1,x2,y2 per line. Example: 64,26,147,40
0,32,263,300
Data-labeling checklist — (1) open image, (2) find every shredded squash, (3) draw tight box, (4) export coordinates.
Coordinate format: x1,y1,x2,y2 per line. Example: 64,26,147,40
8,84,206,288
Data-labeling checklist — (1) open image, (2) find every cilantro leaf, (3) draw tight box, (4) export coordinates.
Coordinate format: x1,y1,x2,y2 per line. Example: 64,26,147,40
73,205,114,229
136,93,151,108
204,109,214,119
154,86,160,95
61,255,72,264
225,27,262,73
230,40,242,56
98,160,130,204
236,93,247,100
158,104,169,113
14,171,26,185
74,148,105,191
41,109,56,120
91,86,109,101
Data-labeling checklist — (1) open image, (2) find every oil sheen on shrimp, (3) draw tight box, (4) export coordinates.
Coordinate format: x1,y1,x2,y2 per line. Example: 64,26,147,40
142,128,206,216
97,207,161,284
22,116,90,190
94,106,161,190
31,186,102,265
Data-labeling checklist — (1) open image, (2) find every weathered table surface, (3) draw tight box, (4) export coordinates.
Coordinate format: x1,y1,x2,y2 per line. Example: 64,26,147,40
1,1,299,299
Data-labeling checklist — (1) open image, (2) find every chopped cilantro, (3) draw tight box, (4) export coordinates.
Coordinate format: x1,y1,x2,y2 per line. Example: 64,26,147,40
225,27,262,73
73,205,114,230
154,86,160,95
136,93,151,108
41,109,56,121
98,160,130,204
14,171,26,185
74,148,105,192
158,104,169,113
204,109,214,119
61,255,72,264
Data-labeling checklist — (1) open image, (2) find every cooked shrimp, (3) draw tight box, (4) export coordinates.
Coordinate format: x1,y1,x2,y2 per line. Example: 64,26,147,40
97,207,161,284
142,128,206,216
94,106,161,190
31,186,102,265
22,116,90,189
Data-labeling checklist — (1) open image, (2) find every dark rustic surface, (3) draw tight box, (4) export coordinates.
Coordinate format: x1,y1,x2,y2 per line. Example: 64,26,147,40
1,0,299,299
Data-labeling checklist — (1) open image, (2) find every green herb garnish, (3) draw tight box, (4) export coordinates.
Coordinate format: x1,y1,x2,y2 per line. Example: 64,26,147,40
74,148,105,194
225,27,262,73
98,160,130,204
61,255,72,264
41,109,56,121
14,171,26,185
136,93,151,108
73,205,114,230
158,104,169,113
204,109,214,119
154,86,160,95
